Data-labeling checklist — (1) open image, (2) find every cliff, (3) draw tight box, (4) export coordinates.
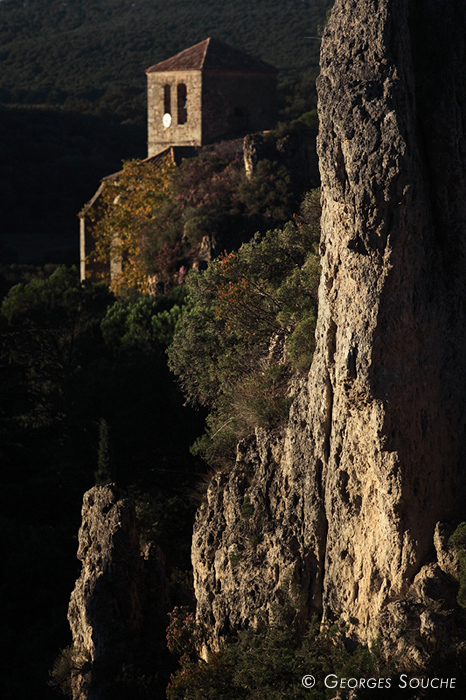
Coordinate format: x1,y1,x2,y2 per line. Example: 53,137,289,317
67,484,169,700
192,0,466,664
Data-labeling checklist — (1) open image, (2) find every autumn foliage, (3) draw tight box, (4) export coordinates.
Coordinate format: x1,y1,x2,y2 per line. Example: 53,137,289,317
87,157,177,293
86,147,298,295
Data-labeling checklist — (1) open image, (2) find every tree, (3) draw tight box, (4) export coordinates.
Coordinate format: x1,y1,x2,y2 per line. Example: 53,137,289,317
167,190,321,468
87,142,303,297
87,158,177,293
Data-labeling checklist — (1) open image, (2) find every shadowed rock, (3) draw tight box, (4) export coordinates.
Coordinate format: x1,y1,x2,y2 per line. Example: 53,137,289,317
68,484,169,699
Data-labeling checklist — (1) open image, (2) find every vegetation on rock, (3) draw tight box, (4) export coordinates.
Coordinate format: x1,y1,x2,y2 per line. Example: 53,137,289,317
449,523,466,608
168,190,321,468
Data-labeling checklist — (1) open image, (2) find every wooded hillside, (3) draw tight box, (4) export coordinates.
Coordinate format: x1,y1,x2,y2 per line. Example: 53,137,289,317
0,0,331,105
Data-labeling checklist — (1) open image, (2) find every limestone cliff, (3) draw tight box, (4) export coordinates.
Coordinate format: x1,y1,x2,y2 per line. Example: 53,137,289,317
192,0,466,663
67,484,169,700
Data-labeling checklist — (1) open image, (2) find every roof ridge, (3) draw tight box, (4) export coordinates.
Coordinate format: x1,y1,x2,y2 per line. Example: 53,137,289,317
146,37,277,75
200,37,211,68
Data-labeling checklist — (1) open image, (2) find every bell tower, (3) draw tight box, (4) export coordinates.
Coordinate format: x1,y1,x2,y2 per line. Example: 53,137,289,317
146,38,278,157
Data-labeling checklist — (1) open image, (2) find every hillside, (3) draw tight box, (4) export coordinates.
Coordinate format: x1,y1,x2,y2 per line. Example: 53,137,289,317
0,0,331,106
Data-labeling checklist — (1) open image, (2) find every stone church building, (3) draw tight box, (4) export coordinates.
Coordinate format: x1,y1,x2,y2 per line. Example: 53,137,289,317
146,37,278,157
80,38,278,281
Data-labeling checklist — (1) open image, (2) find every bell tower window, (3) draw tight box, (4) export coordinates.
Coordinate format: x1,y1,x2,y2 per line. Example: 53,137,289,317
177,83,187,124
164,84,171,115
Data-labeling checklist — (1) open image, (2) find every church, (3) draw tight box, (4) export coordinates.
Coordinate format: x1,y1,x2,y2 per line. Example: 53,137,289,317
79,38,278,281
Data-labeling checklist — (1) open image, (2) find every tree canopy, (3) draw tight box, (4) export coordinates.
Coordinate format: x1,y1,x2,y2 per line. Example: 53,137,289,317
168,190,321,468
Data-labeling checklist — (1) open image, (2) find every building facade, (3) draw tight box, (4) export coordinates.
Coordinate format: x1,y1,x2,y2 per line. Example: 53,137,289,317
146,37,278,157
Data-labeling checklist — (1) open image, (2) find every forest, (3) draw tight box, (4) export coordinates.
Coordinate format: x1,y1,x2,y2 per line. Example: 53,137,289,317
0,0,329,98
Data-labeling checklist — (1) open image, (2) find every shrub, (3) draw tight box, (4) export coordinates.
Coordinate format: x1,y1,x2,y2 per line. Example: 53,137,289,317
87,146,301,296
166,606,205,656
166,606,381,700
49,646,91,698
167,191,321,468
101,287,186,351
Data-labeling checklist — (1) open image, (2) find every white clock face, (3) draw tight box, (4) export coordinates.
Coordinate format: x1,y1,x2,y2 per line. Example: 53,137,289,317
163,113,172,128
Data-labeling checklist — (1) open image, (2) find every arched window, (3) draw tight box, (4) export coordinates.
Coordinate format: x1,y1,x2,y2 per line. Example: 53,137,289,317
177,83,187,124
164,84,171,115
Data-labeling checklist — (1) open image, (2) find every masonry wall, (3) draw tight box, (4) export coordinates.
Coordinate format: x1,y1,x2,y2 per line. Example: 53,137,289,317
201,72,277,144
147,70,202,156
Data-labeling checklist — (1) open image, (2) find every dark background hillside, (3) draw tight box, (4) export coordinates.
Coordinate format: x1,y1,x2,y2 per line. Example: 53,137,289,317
0,0,328,96
0,0,332,264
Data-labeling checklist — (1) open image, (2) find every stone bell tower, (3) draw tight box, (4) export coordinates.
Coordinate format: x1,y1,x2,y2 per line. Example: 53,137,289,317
146,37,278,157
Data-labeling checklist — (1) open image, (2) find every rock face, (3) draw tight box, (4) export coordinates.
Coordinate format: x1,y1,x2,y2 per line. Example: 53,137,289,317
192,0,466,662
68,484,169,699
243,124,320,192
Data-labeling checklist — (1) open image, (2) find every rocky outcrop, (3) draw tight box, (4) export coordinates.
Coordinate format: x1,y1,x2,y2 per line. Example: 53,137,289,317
67,484,169,699
192,0,466,662
243,123,320,192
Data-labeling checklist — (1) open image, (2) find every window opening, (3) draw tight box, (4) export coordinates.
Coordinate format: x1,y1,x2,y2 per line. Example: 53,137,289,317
164,84,171,115
177,83,187,124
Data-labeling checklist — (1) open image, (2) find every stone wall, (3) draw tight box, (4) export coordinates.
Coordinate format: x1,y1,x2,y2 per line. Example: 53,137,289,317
147,70,202,157
202,72,277,144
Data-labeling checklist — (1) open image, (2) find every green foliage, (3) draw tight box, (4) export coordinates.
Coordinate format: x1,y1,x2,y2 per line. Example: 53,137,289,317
1,265,114,428
166,588,381,700
238,159,294,221
1,265,100,324
168,191,321,468
449,523,466,607
318,7,333,37
0,267,206,699
240,495,254,520
167,616,466,700
101,288,186,351
297,108,319,129
278,68,320,123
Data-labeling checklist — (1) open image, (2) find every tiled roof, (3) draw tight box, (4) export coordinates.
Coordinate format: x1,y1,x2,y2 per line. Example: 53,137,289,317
146,37,278,75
